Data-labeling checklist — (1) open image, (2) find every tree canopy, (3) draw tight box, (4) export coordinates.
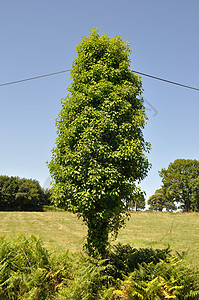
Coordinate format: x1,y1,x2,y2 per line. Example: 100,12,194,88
48,29,151,255
148,188,165,212
0,175,46,211
131,187,146,211
148,188,177,212
149,159,199,212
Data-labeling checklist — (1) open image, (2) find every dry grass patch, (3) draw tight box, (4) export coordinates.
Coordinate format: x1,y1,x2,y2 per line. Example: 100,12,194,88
115,212,199,266
0,211,198,266
0,211,87,253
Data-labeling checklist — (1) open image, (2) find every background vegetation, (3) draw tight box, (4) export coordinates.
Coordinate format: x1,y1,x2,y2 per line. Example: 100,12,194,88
148,159,199,212
0,175,50,211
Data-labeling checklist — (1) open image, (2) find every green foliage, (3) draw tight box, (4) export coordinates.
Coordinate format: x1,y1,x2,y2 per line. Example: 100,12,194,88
48,29,150,256
107,243,171,280
0,175,47,211
0,175,18,209
0,235,72,299
148,188,177,212
148,188,165,211
156,159,199,212
130,187,146,211
42,205,65,212
15,178,45,210
43,188,52,205
109,258,199,299
58,253,113,300
0,236,198,299
190,177,199,211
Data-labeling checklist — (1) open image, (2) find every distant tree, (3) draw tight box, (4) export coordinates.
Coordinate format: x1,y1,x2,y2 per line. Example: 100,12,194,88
0,176,18,209
131,187,146,211
159,159,199,212
148,188,165,211
48,29,151,256
16,178,45,210
0,175,45,211
190,177,199,212
0,175,9,208
148,188,177,212
43,188,52,205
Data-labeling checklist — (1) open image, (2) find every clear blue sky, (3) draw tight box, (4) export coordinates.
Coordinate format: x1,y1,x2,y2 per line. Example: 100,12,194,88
0,0,199,202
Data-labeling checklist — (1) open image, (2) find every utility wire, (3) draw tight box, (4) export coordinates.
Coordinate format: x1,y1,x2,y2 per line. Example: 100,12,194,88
0,68,199,91
0,70,71,87
133,70,199,92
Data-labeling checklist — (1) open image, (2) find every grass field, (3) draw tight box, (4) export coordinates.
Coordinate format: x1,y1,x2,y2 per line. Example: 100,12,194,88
0,211,198,266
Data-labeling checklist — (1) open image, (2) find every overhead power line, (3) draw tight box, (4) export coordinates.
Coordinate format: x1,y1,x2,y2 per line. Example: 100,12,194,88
0,70,71,87
0,68,199,91
133,70,199,91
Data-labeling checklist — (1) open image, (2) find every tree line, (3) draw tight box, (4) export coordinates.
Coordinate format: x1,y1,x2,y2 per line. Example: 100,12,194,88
0,175,50,211
148,159,199,212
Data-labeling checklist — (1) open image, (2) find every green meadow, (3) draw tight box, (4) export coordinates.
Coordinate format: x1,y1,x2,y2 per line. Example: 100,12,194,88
0,211,198,266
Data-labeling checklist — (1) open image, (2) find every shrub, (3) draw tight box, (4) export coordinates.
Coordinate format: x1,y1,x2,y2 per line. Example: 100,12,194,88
0,237,198,299
108,258,199,299
57,252,113,300
0,235,72,299
107,243,171,280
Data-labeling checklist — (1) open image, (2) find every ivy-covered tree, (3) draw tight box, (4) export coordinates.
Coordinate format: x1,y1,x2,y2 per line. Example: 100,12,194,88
48,30,151,256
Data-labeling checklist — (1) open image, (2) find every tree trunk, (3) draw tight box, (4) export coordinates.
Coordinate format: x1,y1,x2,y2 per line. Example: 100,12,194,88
86,219,109,257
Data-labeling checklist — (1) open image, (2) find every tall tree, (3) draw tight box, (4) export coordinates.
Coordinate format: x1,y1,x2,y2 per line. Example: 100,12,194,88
159,159,199,212
48,30,151,256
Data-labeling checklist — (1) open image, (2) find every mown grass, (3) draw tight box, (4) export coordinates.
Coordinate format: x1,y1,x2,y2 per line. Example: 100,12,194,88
0,211,198,266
